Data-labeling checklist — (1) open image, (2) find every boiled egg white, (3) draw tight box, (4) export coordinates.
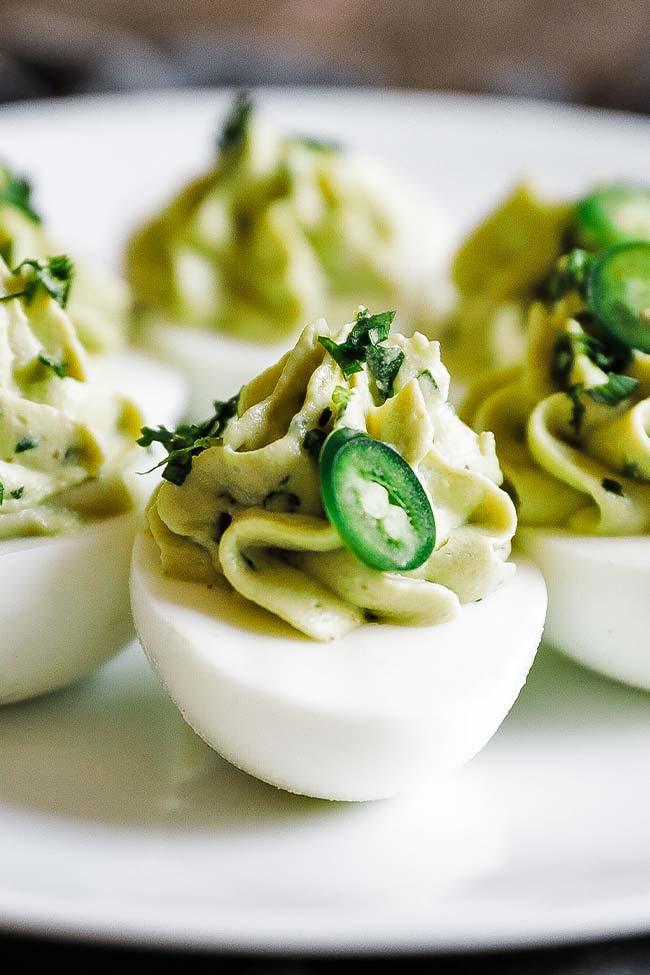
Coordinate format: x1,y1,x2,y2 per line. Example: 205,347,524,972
0,362,187,706
517,528,650,690
130,530,547,801
1,510,138,704
87,349,188,429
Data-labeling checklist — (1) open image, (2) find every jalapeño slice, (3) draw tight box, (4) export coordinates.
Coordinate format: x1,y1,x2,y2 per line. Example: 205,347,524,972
588,240,650,353
576,185,650,249
319,428,435,572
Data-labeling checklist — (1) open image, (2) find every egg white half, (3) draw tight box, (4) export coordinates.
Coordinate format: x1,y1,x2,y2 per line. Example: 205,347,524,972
0,511,140,704
131,530,547,801
0,356,187,706
517,528,650,690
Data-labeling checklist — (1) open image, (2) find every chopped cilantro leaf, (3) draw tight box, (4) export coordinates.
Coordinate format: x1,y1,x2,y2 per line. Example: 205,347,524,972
318,308,400,397
585,373,639,406
543,248,594,301
551,330,632,389
218,92,253,154
367,344,405,398
0,167,40,223
0,255,74,309
10,486,24,499
602,477,624,496
566,383,585,435
332,385,353,415
418,369,439,390
138,393,239,486
303,428,327,462
15,435,39,453
37,350,66,378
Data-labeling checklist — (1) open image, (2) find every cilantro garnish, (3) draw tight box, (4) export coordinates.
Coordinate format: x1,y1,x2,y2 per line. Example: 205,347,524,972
543,248,594,301
585,373,639,406
218,92,253,154
37,350,66,378
0,167,41,223
319,308,403,398
303,428,327,462
138,394,239,486
0,255,74,309
15,435,39,453
10,486,24,499
551,330,631,388
332,385,353,415
602,477,624,496
418,369,439,390
566,383,586,434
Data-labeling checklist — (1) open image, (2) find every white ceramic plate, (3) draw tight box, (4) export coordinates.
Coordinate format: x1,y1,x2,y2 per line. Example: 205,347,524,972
1,88,650,953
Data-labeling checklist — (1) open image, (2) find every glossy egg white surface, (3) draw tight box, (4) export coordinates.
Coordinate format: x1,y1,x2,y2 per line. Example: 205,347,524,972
0,511,139,704
131,530,547,801
87,349,189,428
517,528,650,690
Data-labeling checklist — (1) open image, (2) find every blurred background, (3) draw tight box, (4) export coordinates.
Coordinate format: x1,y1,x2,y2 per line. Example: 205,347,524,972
0,0,648,112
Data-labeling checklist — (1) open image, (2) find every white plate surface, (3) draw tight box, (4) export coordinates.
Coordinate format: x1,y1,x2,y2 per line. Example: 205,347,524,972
1,88,650,953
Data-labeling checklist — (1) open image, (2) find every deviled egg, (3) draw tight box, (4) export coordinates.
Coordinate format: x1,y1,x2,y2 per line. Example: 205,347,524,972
464,238,650,688
0,163,187,427
126,94,451,419
444,181,650,386
131,307,546,800
0,255,147,704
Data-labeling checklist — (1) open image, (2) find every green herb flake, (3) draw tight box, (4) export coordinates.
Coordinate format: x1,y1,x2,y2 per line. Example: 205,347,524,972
543,248,594,301
602,477,624,496
303,428,327,462
218,92,253,154
0,168,41,223
0,255,74,309
332,385,353,415
585,373,639,406
418,369,439,390
138,393,239,486
318,308,400,396
10,486,24,499
551,330,632,389
566,383,586,435
37,350,66,378
15,435,39,453
0,481,3,505
367,344,405,398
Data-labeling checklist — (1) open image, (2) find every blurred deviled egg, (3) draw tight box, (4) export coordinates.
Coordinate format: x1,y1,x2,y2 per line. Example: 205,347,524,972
126,93,451,419
131,306,546,800
0,254,150,704
0,163,186,426
444,181,650,387
463,234,650,689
